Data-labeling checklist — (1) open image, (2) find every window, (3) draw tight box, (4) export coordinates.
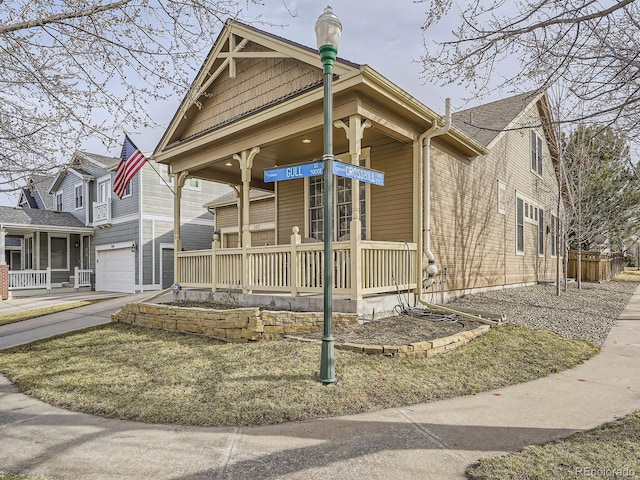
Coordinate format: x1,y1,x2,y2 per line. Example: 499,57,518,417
307,157,368,241
50,236,68,270
531,131,543,176
551,214,557,257
309,175,324,240
159,164,174,186
158,164,200,190
538,209,544,256
123,182,132,198
55,192,63,211
74,184,83,209
516,197,524,254
97,179,110,203
497,181,506,214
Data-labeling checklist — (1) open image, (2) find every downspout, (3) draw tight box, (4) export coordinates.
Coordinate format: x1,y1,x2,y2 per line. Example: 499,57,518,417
419,98,451,295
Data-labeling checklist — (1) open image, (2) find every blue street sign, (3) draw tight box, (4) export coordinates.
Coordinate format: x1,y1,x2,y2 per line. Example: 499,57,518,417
264,161,324,183
332,161,385,186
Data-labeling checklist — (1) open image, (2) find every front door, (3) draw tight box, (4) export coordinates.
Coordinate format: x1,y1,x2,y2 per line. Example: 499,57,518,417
161,247,175,289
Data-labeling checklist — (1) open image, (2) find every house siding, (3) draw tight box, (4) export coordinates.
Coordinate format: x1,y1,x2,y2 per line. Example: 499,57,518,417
370,141,414,242
56,173,87,225
180,42,323,141
430,102,560,295
110,173,140,220
277,179,306,242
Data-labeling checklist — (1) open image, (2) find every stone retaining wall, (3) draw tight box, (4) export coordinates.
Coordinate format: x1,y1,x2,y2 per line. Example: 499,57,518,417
111,303,359,343
288,324,490,357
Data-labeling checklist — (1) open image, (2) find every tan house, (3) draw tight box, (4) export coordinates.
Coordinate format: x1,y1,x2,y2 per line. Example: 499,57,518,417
205,189,275,248
153,20,562,313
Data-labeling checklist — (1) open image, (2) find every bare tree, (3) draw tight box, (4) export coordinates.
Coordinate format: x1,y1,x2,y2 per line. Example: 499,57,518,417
419,0,640,137
0,0,268,190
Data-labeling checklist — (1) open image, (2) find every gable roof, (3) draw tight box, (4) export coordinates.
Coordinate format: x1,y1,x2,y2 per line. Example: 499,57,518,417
155,19,360,155
0,206,94,234
48,151,119,192
18,188,38,208
452,91,542,148
204,188,274,209
20,175,54,210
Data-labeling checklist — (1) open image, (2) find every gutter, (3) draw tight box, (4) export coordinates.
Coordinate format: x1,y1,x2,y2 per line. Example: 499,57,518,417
419,98,451,294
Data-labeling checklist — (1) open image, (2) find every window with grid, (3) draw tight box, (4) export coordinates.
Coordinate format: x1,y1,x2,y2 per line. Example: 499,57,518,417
516,197,524,254
538,209,544,255
309,175,324,240
531,131,543,176
551,214,557,256
308,158,368,241
74,185,83,209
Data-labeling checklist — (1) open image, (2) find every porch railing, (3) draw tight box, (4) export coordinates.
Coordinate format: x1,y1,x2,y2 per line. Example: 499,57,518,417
74,267,93,288
9,268,51,290
176,227,417,300
93,200,111,226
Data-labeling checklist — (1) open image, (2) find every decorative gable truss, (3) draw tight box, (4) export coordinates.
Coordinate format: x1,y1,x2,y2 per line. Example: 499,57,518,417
157,21,358,151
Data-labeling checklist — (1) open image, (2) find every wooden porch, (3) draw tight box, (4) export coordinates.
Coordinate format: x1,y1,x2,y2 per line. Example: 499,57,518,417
176,227,417,300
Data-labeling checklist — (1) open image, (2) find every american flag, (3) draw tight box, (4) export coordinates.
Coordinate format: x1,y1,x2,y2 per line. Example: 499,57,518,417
113,134,147,199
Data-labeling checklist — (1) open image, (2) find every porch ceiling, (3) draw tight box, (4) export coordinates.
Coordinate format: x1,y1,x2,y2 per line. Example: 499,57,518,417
187,123,394,191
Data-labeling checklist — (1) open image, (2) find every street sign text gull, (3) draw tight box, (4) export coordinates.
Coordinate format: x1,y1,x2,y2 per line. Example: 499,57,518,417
264,161,323,183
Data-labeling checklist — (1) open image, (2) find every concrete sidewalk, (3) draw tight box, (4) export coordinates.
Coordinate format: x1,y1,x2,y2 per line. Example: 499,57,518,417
0,288,639,479
0,291,172,350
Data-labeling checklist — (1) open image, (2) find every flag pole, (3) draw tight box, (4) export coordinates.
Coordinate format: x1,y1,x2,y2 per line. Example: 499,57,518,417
122,131,175,196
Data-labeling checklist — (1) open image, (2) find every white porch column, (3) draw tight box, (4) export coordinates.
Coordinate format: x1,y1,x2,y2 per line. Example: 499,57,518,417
173,170,188,286
335,115,370,300
0,228,6,265
230,185,241,247
233,147,260,248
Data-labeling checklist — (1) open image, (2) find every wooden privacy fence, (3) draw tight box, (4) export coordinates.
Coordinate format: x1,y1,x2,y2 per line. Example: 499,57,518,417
567,251,625,282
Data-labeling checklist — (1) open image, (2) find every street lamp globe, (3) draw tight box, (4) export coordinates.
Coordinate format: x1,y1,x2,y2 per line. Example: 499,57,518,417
314,6,342,50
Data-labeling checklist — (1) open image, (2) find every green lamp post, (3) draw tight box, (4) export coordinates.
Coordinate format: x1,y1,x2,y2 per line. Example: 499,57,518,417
315,6,342,384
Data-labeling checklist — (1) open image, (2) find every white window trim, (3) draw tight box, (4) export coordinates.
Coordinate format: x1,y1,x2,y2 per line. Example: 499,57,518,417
55,191,63,211
122,181,132,198
158,164,174,187
530,131,543,178
158,164,200,191
538,208,545,257
48,234,70,271
516,194,525,256
74,183,84,210
185,177,201,191
304,148,371,240
97,174,112,203
550,213,557,258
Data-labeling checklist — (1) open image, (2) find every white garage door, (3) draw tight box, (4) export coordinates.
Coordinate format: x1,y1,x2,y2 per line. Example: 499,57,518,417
96,247,135,293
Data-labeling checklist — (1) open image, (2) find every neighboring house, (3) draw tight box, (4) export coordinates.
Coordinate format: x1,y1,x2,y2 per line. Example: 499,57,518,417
205,189,275,247
149,20,562,312
0,151,229,298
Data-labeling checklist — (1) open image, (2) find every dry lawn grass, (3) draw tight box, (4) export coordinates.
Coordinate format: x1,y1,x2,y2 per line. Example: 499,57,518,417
466,410,640,479
0,323,597,427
